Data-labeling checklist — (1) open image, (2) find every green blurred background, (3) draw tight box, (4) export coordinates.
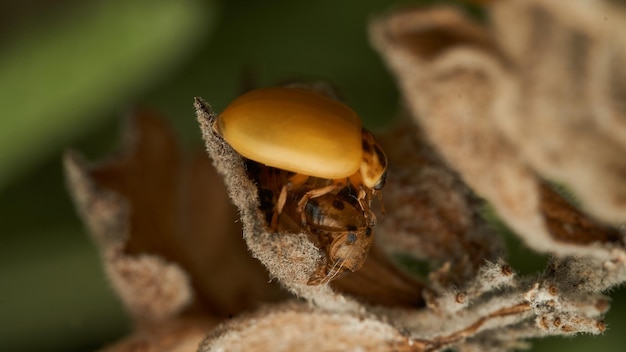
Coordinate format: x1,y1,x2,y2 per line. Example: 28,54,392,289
0,0,624,351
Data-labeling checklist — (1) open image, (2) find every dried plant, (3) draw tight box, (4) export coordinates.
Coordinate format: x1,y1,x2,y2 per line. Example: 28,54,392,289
64,0,626,351
64,109,287,350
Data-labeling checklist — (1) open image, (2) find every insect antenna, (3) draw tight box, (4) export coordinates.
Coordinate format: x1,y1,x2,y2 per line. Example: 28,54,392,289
321,244,355,284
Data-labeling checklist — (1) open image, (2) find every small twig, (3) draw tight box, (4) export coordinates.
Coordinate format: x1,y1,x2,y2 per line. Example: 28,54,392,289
420,302,532,351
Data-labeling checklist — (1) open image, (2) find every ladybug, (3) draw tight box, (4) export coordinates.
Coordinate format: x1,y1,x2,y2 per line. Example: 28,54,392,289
214,87,387,228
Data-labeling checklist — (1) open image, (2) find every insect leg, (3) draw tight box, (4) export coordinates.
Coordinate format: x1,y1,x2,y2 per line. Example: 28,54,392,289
271,173,309,230
296,182,344,226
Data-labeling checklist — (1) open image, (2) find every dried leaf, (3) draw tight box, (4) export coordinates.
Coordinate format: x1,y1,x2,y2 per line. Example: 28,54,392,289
375,119,506,286
100,316,216,352
370,3,625,261
364,1,626,349
491,0,626,224
199,302,417,352
64,108,287,348
330,244,425,308
65,147,194,321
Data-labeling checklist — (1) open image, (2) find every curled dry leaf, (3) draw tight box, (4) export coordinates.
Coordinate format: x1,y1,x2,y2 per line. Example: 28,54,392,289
64,108,286,349
491,0,626,225
370,1,626,260
375,119,505,288
199,301,417,352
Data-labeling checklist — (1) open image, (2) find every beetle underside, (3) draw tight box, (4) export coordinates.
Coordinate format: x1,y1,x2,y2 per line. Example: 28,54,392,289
245,159,376,285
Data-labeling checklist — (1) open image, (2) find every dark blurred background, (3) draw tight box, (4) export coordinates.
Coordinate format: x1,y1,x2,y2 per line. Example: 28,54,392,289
0,0,624,351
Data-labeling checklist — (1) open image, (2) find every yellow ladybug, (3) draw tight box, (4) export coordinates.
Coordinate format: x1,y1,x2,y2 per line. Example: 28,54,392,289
214,86,387,228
